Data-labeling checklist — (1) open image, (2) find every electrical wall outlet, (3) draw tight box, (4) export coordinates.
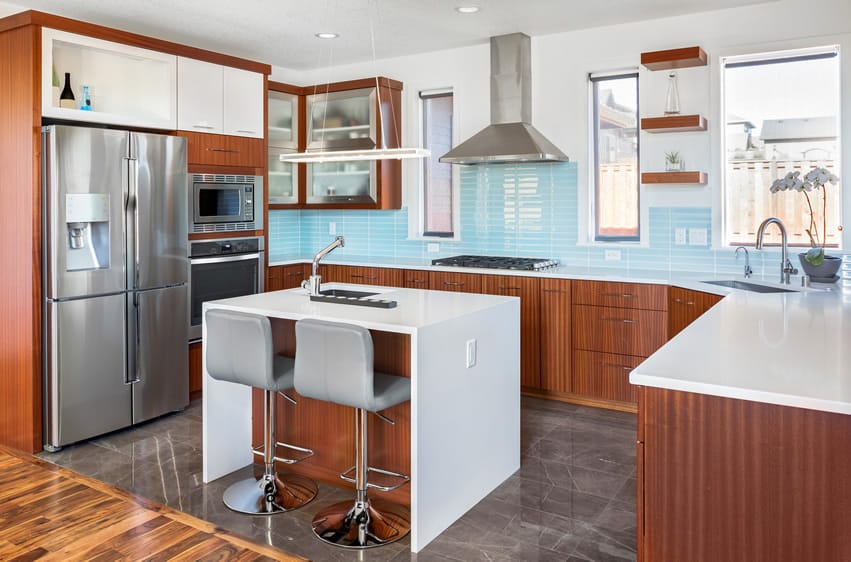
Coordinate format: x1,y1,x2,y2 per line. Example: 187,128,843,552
466,339,477,368
688,228,708,246
328,222,336,235
604,249,622,261
427,243,440,253
675,228,687,245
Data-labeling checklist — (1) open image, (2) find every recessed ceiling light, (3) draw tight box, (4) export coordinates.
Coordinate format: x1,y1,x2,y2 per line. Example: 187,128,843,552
455,6,480,14
315,32,339,39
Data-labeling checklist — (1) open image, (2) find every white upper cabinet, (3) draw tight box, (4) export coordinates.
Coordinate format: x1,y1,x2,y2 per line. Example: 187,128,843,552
176,57,223,133
177,57,264,138
42,28,177,130
223,67,264,138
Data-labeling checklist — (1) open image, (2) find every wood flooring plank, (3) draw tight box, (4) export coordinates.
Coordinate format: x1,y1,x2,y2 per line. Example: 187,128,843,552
0,446,303,562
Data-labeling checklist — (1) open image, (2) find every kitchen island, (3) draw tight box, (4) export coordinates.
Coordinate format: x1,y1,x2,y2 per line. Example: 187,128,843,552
630,288,851,562
202,284,520,552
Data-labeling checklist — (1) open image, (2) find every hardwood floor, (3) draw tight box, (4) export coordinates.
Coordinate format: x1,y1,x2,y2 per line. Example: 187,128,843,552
0,446,302,561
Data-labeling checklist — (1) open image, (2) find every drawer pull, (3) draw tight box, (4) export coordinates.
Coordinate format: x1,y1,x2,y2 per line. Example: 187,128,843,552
602,363,634,371
192,124,215,130
443,281,463,286
542,289,567,294
286,272,303,277
408,279,426,284
602,317,635,324
351,274,378,281
235,129,257,134
497,286,521,291
672,298,695,305
602,292,636,298
207,148,240,153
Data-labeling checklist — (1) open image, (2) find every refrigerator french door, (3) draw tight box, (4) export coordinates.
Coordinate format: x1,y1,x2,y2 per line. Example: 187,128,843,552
43,125,189,450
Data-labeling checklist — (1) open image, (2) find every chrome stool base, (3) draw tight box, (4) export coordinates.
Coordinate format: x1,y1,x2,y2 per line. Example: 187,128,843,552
223,472,318,515
312,497,411,548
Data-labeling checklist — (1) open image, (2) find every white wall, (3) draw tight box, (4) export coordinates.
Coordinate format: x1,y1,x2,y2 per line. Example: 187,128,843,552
272,0,851,249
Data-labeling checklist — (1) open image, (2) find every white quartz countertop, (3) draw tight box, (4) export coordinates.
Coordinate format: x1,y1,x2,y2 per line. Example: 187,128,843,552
630,288,851,415
204,283,517,334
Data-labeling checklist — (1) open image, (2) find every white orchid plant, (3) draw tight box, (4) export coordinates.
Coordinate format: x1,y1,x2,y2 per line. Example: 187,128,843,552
769,166,840,265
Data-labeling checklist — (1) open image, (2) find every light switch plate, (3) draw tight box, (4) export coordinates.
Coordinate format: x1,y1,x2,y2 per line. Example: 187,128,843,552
675,228,687,245
328,222,336,235
688,228,708,246
427,243,440,253
604,249,622,261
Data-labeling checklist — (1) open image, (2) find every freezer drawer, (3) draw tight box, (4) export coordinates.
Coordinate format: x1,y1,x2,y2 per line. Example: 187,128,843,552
45,294,132,448
132,284,189,423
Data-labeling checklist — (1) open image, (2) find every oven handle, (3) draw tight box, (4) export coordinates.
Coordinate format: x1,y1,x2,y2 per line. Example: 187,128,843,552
189,252,262,265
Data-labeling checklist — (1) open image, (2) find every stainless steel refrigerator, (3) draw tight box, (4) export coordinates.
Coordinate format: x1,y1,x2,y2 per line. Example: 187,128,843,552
43,125,189,450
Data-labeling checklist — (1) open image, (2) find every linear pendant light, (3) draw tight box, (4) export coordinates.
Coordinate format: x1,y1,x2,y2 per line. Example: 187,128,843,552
281,0,430,164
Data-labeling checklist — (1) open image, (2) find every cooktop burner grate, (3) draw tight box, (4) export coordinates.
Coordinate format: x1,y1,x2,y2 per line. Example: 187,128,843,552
431,255,559,271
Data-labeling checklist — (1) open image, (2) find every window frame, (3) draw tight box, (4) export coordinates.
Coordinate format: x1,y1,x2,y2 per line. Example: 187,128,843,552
590,71,641,243
418,88,456,239
719,46,841,248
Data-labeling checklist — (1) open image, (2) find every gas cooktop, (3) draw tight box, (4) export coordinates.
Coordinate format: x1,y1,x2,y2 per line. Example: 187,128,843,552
431,255,559,271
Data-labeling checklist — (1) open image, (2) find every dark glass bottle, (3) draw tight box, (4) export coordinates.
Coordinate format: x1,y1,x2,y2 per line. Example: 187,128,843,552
59,72,75,109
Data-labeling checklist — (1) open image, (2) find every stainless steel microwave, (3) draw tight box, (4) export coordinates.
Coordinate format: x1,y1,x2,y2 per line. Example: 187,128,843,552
190,174,263,233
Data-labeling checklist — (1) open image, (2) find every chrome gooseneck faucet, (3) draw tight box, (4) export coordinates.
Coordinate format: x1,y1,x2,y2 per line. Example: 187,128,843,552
302,236,345,296
754,217,797,284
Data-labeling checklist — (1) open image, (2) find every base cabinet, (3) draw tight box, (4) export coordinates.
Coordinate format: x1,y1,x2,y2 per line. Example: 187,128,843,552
188,342,202,399
668,286,723,338
639,387,851,562
539,279,571,393
267,264,308,291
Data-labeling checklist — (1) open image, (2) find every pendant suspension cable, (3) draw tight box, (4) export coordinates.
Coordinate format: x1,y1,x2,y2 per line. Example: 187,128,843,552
368,0,386,150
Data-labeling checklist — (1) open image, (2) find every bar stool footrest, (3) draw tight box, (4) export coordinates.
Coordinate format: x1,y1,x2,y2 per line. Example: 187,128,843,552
340,465,410,492
251,441,314,465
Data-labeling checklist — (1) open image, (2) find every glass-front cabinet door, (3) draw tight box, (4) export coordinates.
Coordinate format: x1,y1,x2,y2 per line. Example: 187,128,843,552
268,148,298,205
306,160,377,205
306,87,377,150
268,90,298,150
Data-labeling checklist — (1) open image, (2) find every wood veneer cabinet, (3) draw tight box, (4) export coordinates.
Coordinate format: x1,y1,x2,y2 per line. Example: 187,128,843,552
637,387,851,562
320,264,404,287
188,342,203,399
402,269,429,289
267,263,308,291
571,280,668,408
177,131,265,168
428,271,482,293
668,286,723,338
539,279,571,393
481,275,541,389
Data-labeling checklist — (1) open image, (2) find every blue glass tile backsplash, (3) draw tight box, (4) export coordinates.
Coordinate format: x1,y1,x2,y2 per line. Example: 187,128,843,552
268,162,788,276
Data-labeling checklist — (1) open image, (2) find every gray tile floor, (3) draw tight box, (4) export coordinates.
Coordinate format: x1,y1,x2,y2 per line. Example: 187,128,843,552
37,397,637,561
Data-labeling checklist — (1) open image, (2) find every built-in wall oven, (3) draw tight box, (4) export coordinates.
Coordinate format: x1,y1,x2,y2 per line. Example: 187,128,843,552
190,174,264,234
188,236,264,342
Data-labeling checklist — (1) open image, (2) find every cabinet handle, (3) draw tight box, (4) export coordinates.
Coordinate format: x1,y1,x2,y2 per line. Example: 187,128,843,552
192,124,215,130
408,278,426,284
602,363,634,371
497,285,521,291
207,148,240,153
235,129,257,134
351,274,378,281
542,289,567,294
602,292,636,298
286,271,303,277
601,317,635,324
443,281,463,287
672,298,695,305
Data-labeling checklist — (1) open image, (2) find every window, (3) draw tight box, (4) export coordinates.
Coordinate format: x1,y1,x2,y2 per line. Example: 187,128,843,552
591,73,639,241
420,90,454,237
722,48,841,247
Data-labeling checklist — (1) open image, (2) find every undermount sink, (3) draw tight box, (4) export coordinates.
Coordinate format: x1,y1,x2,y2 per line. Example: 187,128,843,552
701,280,796,293
318,288,379,299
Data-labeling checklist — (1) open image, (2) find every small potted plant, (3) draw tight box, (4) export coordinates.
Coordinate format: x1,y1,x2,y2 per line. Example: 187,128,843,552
664,151,684,172
769,166,842,281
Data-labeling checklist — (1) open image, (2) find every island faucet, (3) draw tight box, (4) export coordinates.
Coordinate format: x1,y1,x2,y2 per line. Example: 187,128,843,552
302,236,345,296
754,217,797,284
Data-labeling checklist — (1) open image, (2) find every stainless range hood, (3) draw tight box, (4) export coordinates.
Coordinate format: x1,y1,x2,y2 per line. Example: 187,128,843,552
440,33,569,165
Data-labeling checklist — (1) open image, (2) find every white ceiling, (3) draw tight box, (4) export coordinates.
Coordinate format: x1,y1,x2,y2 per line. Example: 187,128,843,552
5,0,770,70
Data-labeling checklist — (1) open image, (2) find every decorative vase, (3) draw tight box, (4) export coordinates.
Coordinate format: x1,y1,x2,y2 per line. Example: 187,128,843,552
798,253,842,283
664,71,681,115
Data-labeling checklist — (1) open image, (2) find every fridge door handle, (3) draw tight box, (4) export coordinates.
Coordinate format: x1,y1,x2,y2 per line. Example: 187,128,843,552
127,157,140,290
125,291,141,385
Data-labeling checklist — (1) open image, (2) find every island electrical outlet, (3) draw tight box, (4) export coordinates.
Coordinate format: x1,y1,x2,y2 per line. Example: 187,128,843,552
466,339,477,368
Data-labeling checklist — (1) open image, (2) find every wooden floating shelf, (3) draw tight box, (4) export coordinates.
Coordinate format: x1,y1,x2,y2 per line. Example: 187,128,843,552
641,114,707,133
641,46,707,71
642,171,708,185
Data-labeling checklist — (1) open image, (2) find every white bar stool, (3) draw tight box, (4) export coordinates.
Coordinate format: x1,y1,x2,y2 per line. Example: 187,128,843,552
294,318,411,549
206,309,318,515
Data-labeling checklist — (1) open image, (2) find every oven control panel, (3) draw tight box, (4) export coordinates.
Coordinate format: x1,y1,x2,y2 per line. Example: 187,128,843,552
189,236,264,258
